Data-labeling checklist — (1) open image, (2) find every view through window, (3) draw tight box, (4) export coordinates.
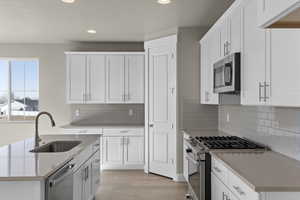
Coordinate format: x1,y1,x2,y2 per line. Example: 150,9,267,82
0,59,39,121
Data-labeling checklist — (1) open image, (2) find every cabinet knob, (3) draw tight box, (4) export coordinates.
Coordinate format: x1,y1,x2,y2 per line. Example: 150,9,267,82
185,194,192,199
149,124,154,128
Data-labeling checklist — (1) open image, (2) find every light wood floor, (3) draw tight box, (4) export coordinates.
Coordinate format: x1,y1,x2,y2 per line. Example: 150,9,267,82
95,170,187,200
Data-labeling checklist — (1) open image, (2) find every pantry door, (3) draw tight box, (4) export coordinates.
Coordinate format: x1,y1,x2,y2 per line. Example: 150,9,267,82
148,40,176,179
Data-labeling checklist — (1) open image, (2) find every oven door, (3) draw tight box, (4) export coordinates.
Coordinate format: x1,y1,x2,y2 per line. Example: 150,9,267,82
186,153,206,200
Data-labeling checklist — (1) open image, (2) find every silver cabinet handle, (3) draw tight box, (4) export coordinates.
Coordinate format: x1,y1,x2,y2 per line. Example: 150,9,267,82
264,82,270,102
222,192,226,200
213,167,222,173
120,137,124,145
224,43,226,56
227,41,231,55
259,82,264,102
233,186,245,196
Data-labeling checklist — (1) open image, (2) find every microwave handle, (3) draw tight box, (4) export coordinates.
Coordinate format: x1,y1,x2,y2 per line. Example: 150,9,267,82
224,64,232,84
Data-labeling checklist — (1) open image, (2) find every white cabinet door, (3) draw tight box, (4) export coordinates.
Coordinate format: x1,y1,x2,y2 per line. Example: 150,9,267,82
241,0,267,105
87,55,106,104
124,136,144,166
207,30,220,105
106,55,125,103
125,55,144,104
270,29,300,107
258,0,299,28
148,46,176,178
67,55,86,104
200,39,208,104
82,161,93,200
200,32,219,105
73,167,84,200
228,6,241,54
211,173,224,200
102,136,124,166
220,19,229,57
91,151,100,196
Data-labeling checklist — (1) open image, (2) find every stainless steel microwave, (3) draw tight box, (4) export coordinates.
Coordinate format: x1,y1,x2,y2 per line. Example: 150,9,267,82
213,53,240,94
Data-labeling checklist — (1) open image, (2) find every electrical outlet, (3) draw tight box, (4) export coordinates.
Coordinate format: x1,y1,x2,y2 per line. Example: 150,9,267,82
226,113,230,122
129,109,133,116
75,109,80,117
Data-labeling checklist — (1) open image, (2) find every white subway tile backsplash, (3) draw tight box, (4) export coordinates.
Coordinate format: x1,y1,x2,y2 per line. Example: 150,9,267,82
219,105,300,161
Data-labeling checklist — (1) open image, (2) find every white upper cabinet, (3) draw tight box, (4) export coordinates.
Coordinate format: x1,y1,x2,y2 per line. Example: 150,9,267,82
67,54,86,104
220,19,230,58
258,0,300,28
106,54,145,104
241,0,269,106
228,5,242,54
269,29,300,107
66,52,144,104
125,55,145,103
87,55,106,103
200,31,219,105
106,55,126,103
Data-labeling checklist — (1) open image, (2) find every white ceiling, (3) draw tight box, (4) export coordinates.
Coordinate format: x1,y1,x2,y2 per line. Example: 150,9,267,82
0,0,234,43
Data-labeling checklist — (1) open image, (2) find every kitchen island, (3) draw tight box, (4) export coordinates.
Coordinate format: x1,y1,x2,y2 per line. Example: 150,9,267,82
0,134,101,200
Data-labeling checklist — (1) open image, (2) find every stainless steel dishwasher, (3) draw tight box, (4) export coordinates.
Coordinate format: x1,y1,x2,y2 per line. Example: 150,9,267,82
46,160,76,200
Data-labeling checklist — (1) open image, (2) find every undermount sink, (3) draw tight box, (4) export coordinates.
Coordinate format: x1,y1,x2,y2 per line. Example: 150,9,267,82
30,141,81,153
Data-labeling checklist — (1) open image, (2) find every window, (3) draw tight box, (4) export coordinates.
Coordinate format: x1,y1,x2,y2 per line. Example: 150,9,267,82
0,59,39,121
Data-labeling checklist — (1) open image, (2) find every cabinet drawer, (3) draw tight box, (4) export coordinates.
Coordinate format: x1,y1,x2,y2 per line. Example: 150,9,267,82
63,129,102,135
103,128,144,136
211,156,228,185
227,169,259,200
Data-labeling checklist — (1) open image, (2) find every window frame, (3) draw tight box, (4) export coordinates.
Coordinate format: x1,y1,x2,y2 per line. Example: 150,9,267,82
0,57,39,123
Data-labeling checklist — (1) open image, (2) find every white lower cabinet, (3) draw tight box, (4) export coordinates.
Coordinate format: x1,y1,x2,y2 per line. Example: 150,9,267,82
74,150,100,200
212,173,238,200
124,136,144,166
102,136,124,166
211,156,259,200
101,129,144,169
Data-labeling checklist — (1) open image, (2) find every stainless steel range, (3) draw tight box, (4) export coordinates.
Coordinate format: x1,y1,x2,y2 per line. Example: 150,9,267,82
184,135,267,200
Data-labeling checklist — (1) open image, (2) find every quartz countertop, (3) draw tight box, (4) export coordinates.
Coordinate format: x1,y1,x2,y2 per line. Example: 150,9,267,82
0,134,100,181
183,129,300,192
181,129,228,138
61,123,144,129
212,151,300,192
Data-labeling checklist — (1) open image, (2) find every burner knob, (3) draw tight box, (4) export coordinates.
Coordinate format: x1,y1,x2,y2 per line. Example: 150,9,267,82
186,148,192,153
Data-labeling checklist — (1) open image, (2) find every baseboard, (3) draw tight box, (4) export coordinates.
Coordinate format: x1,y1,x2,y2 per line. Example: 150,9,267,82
173,173,187,182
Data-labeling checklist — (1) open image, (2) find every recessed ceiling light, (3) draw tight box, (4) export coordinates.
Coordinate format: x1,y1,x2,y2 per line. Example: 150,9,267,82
61,0,75,3
87,29,97,34
157,0,171,5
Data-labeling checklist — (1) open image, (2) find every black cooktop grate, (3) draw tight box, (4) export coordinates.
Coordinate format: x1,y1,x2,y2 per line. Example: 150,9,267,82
195,136,266,150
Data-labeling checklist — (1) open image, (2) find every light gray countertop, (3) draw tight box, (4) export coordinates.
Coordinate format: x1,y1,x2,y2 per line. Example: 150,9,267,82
182,129,300,192
61,123,145,129
0,134,100,181
212,151,300,192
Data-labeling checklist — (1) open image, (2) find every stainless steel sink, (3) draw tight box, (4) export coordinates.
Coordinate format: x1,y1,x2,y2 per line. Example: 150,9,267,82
30,141,81,153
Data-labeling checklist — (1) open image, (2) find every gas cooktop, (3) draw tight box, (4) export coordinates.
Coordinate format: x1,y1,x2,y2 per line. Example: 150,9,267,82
194,136,266,150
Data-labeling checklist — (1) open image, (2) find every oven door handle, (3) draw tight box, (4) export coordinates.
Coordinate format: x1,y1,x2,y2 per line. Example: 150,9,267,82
185,154,200,165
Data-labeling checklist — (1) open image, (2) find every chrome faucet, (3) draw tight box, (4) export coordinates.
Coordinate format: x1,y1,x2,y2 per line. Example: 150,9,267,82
35,112,56,147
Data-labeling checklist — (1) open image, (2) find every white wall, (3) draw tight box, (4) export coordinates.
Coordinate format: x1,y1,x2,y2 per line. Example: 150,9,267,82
0,42,143,147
